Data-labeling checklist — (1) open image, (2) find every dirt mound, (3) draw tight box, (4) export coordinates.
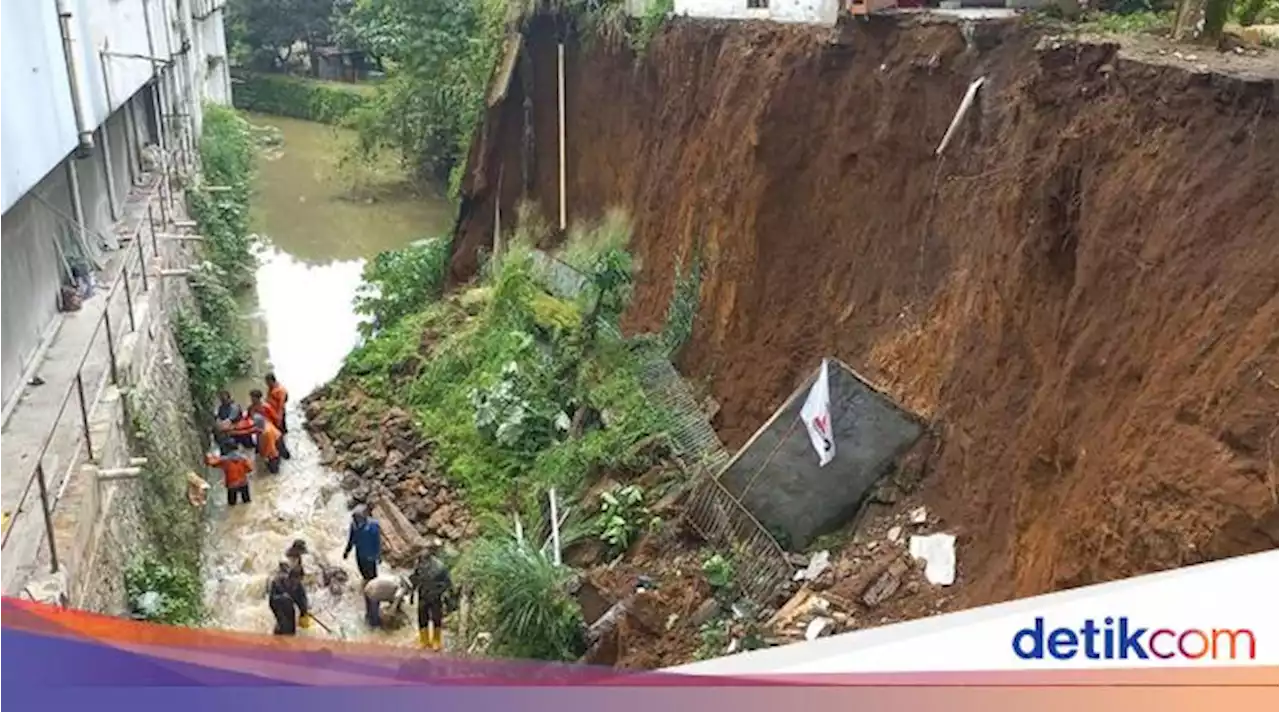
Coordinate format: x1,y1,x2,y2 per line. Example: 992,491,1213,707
452,14,1279,618
302,389,479,559
583,524,712,669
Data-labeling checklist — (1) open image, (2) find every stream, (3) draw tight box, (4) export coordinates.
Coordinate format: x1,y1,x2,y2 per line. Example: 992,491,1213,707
199,114,453,644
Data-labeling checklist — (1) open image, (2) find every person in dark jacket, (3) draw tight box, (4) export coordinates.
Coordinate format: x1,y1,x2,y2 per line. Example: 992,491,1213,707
215,391,255,449
343,505,383,627
342,506,382,582
408,544,452,651
285,539,308,578
267,561,311,635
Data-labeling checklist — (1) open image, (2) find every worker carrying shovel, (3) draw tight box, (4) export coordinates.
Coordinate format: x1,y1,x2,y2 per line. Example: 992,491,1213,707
407,542,453,651
267,561,312,636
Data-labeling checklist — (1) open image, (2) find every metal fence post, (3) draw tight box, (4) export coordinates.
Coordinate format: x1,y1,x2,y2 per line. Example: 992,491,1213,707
104,309,120,386
148,202,159,257
122,270,136,332
35,463,60,573
136,233,149,292
76,373,94,461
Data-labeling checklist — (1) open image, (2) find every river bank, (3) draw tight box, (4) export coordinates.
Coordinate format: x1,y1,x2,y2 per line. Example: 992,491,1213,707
198,113,454,643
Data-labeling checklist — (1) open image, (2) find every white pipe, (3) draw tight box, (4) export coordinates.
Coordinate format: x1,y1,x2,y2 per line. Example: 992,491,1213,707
557,43,566,231
935,76,986,158
55,0,94,151
549,488,562,566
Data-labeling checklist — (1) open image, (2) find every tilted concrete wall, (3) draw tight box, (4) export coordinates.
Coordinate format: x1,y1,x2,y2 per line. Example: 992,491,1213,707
719,361,924,549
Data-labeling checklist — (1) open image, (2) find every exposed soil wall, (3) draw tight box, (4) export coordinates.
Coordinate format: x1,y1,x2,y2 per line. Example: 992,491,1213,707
452,16,1279,612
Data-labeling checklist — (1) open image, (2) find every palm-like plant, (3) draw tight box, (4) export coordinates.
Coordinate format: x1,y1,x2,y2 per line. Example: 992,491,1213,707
459,538,585,661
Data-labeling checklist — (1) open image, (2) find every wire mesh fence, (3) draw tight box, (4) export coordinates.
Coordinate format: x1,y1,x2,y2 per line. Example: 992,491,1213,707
525,248,793,606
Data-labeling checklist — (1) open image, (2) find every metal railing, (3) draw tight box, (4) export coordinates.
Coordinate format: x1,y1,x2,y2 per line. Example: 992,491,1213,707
0,151,189,576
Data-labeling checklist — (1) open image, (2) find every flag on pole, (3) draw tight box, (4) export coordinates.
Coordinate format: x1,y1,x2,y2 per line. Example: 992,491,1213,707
800,359,835,467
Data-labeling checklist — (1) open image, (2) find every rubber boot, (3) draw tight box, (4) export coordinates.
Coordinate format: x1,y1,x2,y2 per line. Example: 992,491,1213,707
432,628,443,652
418,629,430,648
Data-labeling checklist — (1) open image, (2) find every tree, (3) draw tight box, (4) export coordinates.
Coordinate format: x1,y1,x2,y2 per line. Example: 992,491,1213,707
227,0,343,71
337,0,506,184
1202,0,1233,38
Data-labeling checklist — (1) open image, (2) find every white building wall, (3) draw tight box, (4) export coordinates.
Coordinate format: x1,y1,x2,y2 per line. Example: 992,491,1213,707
0,2,80,213
1,0,230,215
672,0,839,25
0,0,230,405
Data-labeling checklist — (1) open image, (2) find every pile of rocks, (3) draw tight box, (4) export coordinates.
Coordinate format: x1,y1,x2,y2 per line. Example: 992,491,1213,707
304,398,478,549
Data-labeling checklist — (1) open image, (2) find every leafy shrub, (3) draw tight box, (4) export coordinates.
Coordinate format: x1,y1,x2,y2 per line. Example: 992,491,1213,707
335,211,673,522
595,485,657,558
231,72,370,125
177,104,256,413
125,554,204,626
353,237,451,338
701,552,735,592
662,246,702,355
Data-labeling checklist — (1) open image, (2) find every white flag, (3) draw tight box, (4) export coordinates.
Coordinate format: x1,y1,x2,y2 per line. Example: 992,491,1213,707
799,359,835,467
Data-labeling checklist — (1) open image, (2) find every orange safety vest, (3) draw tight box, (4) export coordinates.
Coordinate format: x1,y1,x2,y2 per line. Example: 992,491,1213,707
257,420,282,460
225,415,256,437
206,452,252,488
267,384,288,422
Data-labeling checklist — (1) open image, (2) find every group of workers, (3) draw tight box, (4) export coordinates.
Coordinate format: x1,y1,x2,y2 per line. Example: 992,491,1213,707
267,505,454,651
198,373,453,651
204,373,291,506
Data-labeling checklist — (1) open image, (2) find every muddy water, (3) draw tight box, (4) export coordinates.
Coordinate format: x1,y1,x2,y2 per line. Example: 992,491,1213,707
200,114,452,644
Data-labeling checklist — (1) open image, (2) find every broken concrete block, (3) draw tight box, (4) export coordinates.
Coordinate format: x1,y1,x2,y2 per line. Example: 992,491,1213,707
909,506,928,524
887,526,903,543
793,549,831,582
909,533,957,586
805,617,834,641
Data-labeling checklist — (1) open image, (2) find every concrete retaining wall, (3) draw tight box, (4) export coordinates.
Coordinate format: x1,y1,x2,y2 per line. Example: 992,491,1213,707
29,195,205,614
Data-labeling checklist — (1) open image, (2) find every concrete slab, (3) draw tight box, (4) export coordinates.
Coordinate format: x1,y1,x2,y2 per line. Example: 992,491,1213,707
717,359,924,550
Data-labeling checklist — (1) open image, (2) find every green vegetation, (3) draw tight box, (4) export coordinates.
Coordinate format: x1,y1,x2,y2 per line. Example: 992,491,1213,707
1080,8,1174,33
177,105,256,415
323,208,683,659
124,396,207,626
226,0,345,70
353,237,451,338
1235,0,1280,25
456,537,586,660
338,0,507,193
662,245,702,356
232,72,371,124
333,0,674,196
701,552,736,594
595,484,659,558
125,555,204,625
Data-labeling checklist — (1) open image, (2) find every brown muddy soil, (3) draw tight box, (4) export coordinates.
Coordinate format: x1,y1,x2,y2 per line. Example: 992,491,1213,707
452,12,1279,637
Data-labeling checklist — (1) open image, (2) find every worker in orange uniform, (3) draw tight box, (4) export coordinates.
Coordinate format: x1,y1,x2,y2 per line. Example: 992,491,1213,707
252,413,284,474
206,444,253,506
264,373,292,460
249,389,290,461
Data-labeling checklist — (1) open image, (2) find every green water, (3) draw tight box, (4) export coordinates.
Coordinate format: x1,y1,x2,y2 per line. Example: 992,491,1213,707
233,113,453,399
